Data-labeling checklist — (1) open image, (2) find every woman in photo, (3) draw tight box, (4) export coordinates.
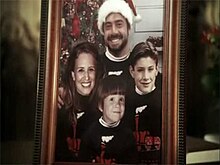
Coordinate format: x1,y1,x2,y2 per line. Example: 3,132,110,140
55,41,103,162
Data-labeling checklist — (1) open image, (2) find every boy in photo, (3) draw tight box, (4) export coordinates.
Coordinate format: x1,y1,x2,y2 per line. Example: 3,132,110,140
79,75,138,164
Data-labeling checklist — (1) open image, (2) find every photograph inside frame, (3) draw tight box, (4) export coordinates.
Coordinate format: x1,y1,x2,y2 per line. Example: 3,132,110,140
55,0,164,164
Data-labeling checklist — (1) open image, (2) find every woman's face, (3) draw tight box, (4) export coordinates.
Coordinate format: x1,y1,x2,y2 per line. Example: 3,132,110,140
100,94,125,124
71,53,96,96
130,57,158,94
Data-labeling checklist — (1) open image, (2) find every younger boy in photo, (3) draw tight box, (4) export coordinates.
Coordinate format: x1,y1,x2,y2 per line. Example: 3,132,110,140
79,75,138,164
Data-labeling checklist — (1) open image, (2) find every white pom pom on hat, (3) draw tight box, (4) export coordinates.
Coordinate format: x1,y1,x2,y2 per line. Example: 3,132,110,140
97,0,142,35
125,0,142,23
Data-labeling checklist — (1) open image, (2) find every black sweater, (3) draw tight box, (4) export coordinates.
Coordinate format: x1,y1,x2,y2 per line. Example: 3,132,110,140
55,94,101,162
123,77,162,164
78,119,138,164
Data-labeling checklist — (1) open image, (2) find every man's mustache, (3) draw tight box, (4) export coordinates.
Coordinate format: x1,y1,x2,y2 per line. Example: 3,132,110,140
107,34,122,41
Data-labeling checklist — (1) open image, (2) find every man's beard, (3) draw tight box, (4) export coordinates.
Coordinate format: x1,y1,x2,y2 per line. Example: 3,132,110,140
107,37,128,57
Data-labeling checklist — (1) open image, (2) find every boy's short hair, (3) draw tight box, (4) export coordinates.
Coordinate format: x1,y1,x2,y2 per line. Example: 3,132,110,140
96,75,126,107
130,42,159,67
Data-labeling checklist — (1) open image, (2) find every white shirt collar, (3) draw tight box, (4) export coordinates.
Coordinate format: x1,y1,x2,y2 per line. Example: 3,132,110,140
99,117,120,128
105,47,130,62
135,85,156,95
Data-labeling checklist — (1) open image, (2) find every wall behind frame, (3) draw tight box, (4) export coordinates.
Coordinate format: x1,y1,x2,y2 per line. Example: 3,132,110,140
1,0,41,164
132,0,164,47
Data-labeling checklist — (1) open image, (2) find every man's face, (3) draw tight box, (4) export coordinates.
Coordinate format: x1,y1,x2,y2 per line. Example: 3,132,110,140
72,53,96,96
130,57,158,94
103,13,130,56
100,94,125,124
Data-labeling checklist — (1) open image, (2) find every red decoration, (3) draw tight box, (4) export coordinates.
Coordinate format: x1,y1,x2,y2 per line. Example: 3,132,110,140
62,38,68,50
75,0,84,10
72,14,80,38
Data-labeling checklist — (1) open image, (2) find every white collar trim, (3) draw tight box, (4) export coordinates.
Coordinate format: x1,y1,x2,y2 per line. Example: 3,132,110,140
105,47,130,62
135,85,156,95
99,117,120,128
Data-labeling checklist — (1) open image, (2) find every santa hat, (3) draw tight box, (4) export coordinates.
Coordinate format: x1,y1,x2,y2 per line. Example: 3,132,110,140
97,0,142,35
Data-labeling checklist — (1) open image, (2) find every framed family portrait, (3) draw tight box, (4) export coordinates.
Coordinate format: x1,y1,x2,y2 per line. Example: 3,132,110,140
33,0,187,164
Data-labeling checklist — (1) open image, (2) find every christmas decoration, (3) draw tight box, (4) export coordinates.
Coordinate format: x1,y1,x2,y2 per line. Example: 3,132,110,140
71,14,80,38
146,36,163,48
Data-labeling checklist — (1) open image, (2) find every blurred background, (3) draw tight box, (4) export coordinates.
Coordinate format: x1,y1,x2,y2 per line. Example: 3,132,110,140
1,0,40,163
1,0,219,164
187,0,219,140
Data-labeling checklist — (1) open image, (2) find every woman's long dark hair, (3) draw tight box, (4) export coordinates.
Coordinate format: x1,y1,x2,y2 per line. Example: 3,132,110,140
62,41,103,123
